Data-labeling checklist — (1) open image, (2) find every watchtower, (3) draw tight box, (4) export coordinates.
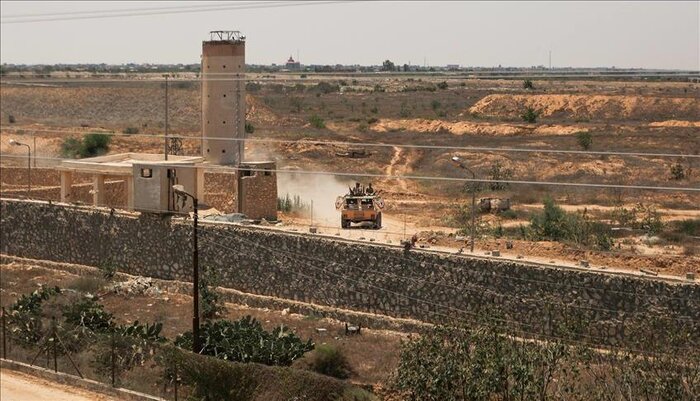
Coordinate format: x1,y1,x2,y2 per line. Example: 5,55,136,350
201,31,246,165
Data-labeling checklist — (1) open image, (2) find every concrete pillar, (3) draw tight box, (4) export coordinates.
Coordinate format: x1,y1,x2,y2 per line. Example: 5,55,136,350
196,167,205,203
60,171,73,202
93,174,105,206
125,175,134,210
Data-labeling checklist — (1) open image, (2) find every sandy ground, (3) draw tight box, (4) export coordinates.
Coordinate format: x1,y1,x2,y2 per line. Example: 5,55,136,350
0,369,121,401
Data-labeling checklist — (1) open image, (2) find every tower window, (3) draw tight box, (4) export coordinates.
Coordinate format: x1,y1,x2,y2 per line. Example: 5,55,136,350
223,65,226,69
223,94,226,98
140,168,152,178
222,121,226,124
222,149,226,153
207,148,210,153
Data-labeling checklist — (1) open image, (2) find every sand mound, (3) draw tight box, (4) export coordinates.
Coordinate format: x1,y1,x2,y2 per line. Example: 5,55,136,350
371,118,588,136
467,94,700,121
648,120,700,128
246,95,279,125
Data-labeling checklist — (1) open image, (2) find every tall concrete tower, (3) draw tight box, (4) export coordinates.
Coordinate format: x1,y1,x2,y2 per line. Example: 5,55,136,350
201,31,246,165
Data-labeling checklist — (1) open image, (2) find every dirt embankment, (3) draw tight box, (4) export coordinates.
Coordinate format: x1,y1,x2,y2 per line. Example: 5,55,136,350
371,118,588,136
467,94,700,121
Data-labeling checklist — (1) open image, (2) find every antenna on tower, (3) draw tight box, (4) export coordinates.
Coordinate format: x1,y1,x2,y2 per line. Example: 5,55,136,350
549,50,552,70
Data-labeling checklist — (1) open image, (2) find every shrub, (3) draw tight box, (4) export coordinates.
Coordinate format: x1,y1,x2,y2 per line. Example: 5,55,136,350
431,100,441,110
309,115,326,129
7,286,61,347
670,160,685,180
436,81,448,90
98,258,117,279
367,117,378,124
521,107,539,123
63,296,114,333
357,122,368,132
576,131,593,150
245,122,255,134
123,127,139,135
200,268,226,320
290,97,304,113
314,81,340,94
373,84,385,93
61,133,112,158
8,114,16,123
488,161,513,191
523,79,534,90
305,344,353,379
174,316,314,366
529,197,613,250
245,82,261,92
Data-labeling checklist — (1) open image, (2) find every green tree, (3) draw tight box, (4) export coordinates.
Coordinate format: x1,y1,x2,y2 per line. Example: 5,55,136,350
576,131,593,150
523,79,534,90
521,107,539,123
381,60,396,72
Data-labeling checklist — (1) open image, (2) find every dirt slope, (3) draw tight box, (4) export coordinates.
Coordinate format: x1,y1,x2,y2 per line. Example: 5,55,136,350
468,94,700,121
371,118,588,136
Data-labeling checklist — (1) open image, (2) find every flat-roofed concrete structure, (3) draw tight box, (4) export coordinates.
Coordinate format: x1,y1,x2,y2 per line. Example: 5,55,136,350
238,161,277,221
58,153,204,211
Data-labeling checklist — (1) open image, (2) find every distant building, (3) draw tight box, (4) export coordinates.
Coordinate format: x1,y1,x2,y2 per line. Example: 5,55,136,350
285,55,301,71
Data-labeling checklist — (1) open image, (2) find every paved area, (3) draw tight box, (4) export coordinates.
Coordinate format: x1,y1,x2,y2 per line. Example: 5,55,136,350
0,368,120,401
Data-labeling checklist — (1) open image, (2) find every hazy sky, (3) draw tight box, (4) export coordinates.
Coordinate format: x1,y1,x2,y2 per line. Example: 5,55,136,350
1,1,698,69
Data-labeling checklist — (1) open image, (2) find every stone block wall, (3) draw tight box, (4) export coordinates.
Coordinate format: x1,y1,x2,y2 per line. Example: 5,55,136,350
1,199,697,347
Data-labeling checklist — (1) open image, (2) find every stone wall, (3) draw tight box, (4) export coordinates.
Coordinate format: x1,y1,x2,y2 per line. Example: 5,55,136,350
1,199,698,347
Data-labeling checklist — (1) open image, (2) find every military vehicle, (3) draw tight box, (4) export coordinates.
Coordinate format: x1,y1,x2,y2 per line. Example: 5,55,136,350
335,183,385,229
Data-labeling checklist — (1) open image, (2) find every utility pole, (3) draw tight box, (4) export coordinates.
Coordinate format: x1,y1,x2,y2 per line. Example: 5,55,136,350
549,50,552,70
164,75,169,161
9,139,31,196
172,185,200,353
451,156,477,253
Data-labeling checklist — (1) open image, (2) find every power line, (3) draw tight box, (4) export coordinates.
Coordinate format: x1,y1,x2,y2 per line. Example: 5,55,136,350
1,1,283,18
3,154,699,192
2,127,698,160
1,1,357,24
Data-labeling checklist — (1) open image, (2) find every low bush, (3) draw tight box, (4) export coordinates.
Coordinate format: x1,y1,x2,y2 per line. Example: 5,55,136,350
244,122,255,134
61,133,112,158
160,346,371,401
309,115,326,129
200,267,226,320
521,107,539,123
123,127,139,135
529,197,613,250
174,316,314,366
305,344,353,379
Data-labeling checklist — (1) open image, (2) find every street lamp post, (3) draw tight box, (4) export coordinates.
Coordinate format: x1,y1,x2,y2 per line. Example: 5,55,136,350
451,156,477,253
172,184,200,353
9,139,31,197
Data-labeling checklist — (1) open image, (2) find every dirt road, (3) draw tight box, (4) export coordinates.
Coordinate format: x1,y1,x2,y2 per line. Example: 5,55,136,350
0,369,120,401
